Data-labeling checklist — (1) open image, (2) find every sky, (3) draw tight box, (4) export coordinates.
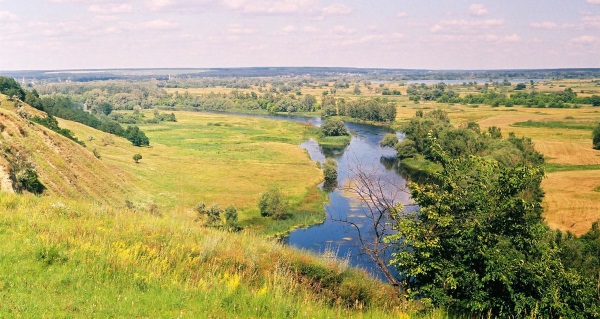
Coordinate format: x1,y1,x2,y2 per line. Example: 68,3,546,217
0,0,599,70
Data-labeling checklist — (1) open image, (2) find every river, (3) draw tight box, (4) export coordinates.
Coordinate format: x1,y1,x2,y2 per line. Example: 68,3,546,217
281,117,413,281
215,111,414,281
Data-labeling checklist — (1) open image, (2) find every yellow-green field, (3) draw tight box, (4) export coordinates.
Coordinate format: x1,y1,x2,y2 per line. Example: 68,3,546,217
59,111,327,235
166,80,600,235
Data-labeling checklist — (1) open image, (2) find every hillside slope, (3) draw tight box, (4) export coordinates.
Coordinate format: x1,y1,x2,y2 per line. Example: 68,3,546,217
0,94,137,204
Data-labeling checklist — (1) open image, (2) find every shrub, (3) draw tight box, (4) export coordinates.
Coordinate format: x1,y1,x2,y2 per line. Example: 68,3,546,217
133,153,142,163
258,187,289,220
1,145,44,194
321,118,349,137
322,158,338,182
593,123,600,150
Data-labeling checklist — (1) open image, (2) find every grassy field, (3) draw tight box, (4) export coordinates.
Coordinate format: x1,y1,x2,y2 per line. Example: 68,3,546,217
165,80,600,235
0,191,415,318
58,111,327,235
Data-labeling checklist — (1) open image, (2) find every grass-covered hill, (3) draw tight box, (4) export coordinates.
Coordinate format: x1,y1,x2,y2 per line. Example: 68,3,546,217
0,93,412,317
0,93,135,203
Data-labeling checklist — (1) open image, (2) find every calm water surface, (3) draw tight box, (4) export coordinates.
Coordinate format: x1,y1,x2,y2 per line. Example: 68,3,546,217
223,112,415,280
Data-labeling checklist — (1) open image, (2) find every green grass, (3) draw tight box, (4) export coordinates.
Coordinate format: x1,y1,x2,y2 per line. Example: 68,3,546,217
0,192,405,318
544,163,600,173
400,155,443,178
60,111,328,234
512,120,597,130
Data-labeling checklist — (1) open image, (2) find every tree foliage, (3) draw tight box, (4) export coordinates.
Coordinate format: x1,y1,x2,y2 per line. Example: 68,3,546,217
322,158,338,182
382,111,599,317
593,122,600,150
0,145,44,194
321,118,349,137
133,153,142,163
258,187,289,220
0,76,25,101
388,137,598,317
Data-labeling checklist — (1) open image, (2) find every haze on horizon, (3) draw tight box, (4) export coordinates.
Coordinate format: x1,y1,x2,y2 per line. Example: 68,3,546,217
0,0,599,71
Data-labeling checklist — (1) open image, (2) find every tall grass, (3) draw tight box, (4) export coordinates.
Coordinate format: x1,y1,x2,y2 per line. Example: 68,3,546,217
0,192,408,317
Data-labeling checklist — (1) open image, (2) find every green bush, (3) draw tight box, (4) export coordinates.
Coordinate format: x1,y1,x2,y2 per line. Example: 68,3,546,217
321,118,349,137
258,187,289,220
593,123,600,150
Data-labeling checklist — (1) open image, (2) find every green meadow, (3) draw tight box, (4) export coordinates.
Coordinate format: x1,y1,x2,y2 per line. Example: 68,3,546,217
60,111,328,235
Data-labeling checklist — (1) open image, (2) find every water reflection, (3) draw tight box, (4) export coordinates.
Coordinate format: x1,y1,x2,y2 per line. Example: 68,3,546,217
289,121,413,281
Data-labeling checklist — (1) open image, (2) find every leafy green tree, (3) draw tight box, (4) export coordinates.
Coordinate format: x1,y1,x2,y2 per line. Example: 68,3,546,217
0,76,25,101
593,123,600,150
321,117,348,137
98,102,113,115
125,126,149,147
515,83,527,90
487,126,502,139
322,158,338,182
387,138,596,317
133,153,142,163
258,187,289,220
195,203,222,227
224,205,241,232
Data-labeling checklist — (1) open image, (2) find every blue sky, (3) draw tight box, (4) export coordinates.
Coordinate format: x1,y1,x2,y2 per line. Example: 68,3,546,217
0,0,599,70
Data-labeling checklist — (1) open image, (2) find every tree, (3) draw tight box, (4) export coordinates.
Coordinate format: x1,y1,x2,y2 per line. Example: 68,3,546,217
593,123,600,150
98,102,113,115
195,203,222,227
133,153,142,163
125,126,149,147
335,163,409,287
224,205,241,232
321,117,349,137
0,76,25,101
515,83,527,90
385,139,596,317
322,158,338,182
258,187,289,220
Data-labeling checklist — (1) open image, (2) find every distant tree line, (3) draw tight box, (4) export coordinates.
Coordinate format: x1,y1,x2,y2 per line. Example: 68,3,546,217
407,82,600,107
0,77,149,147
33,80,398,123
321,97,396,122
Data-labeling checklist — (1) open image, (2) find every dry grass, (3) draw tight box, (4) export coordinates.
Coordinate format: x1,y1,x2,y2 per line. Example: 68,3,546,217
542,170,600,235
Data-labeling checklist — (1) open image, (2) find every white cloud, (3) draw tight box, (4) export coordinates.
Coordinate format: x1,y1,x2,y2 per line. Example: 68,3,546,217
321,3,352,16
227,24,257,35
430,19,504,33
332,25,356,35
281,25,297,33
340,32,404,46
468,4,488,16
586,0,600,4
503,34,521,42
530,21,557,29
583,15,600,28
571,35,596,44
0,11,17,21
302,26,318,33
140,19,179,30
220,0,317,15
89,3,133,14
396,11,408,18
